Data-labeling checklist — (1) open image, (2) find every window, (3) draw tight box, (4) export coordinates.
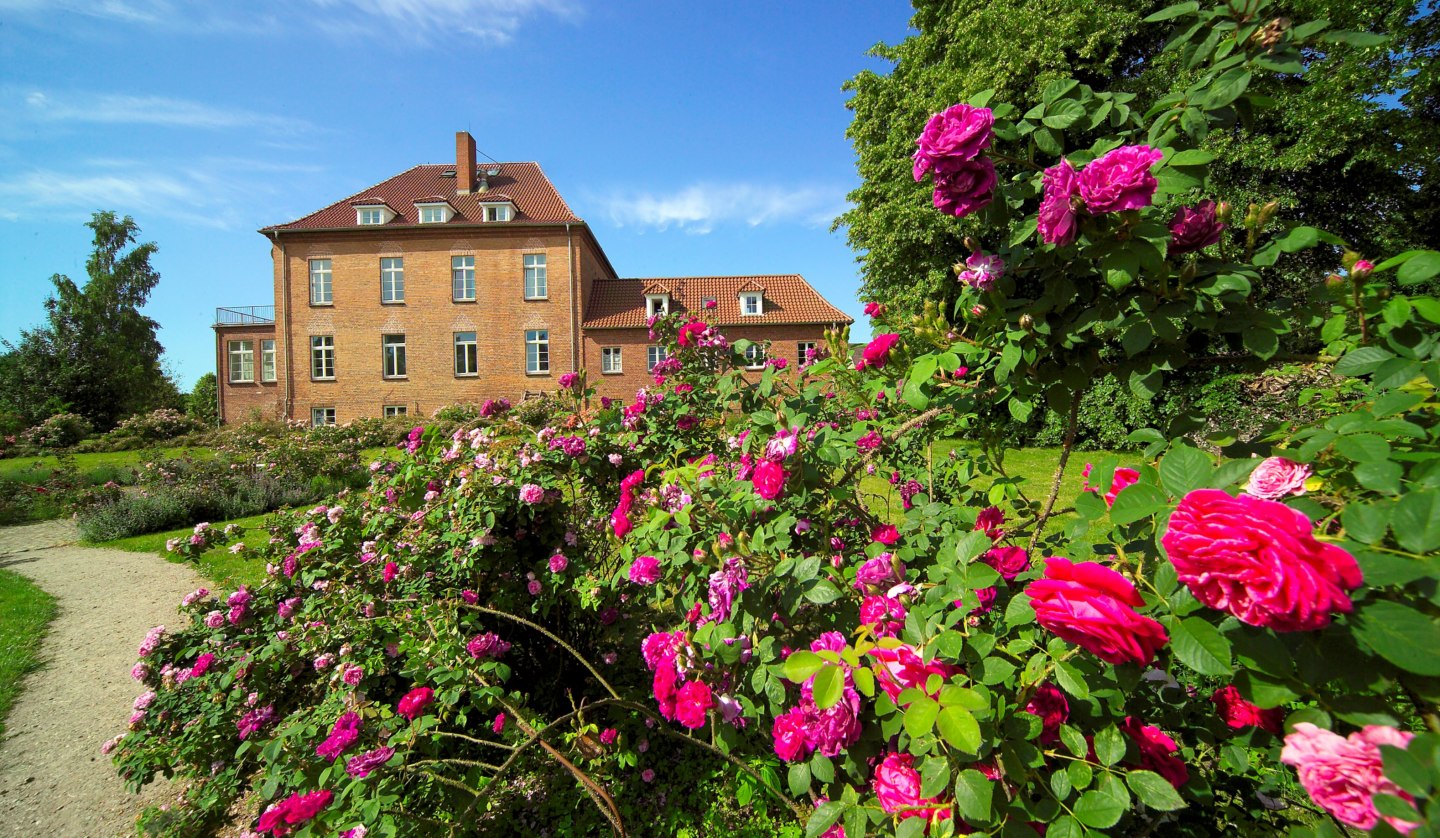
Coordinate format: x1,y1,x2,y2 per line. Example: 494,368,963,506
601,347,623,374
647,345,668,372
227,340,254,383
418,205,450,224
740,292,763,316
380,257,405,303
311,407,336,427
645,294,669,318
452,255,475,302
485,205,511,222
744,343,767,369
524,254,547,299
797,341,818,365
309,259,332,305
382,334,407,378
358,208,385,225
311,335,335,380
454,331,478,377
383,405,408,417
260,339,277,382
525,329,550,375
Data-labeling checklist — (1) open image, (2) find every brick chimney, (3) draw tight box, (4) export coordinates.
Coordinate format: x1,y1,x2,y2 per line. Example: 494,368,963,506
456,131,476,195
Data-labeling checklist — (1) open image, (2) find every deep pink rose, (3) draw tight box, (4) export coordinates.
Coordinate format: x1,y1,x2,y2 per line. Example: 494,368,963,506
1024,683,1068,744
871,524,900,545
772,708,809,762
558,372,579,389
866,644,961,702
932,157,996,218
382,561,398,584
859,595,906,633
863,301,882,317
396,686,434,720
641,630,684,671
855,554,901,589
1078,145,1163,213
345,746,394,779
1282,723,1419,833
1025,557,1169,666
677,321,707,347
1038,158,1081,245
874,752,952,822
652,664,678,721
1082,463,1140,507
315,711,362,762
974,505,1004,538
752,460,787,500
1211,685,1283,734
913,103,994,179
1163,489,1362,631
674,680,713,729
1244,457,1311,500
803,686,863,757
467,632,511,659
859,334,901,370
190,652,216,678
627,556,661,585
1121,716,1189,789
957,252,1005,291
983,545,1030,580
1169,199,1225,255
257,789,333,834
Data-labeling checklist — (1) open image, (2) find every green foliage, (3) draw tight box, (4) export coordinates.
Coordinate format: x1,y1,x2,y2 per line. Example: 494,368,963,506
19,412,92,450
0,569,56,739
187,373,219,427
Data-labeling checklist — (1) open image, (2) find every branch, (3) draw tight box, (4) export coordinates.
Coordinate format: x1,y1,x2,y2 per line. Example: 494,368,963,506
1028,393,1083,553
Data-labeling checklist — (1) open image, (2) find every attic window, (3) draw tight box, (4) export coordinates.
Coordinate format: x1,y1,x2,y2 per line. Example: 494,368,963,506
355,204,396,226
645,294,669,318
416,202,454,224
740,291,764,316
481,202,514,222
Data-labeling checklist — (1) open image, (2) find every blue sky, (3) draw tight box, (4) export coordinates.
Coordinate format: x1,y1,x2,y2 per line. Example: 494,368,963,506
0,0,914,388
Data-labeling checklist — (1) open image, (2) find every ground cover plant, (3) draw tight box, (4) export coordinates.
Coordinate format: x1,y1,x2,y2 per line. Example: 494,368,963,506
86,511,273,588
112,5,1440,836
0,568,56,738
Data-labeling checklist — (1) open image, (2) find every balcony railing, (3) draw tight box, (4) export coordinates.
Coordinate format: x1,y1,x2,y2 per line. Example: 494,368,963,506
215,305,276,326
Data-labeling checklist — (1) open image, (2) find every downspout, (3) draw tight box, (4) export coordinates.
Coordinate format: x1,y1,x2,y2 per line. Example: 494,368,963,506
567,223,577,372
215,328,224,425
268,231,292,421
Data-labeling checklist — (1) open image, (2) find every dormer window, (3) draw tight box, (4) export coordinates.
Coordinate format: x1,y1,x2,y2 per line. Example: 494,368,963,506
416,199,455,224
481,201,514,222
354,201,396,226
359,208,384,225
740,291,764,316
646,294,670,318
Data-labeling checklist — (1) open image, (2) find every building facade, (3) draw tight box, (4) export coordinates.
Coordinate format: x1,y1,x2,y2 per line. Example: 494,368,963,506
215,132,851,425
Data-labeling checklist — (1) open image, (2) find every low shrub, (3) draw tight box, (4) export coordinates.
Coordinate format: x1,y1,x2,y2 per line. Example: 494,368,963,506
75,474,316,542
107,408,204,444
21,412,92,450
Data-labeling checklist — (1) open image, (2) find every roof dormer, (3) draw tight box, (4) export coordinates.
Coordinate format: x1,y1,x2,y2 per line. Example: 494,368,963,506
478,199,516,222
414,196,456,224
738,280,766,316
351,197,396,226
642,282,672,318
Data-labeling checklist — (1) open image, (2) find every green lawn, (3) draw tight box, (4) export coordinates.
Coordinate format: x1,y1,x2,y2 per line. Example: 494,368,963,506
0,446,215,486
90,512,273,588
0,569,57,739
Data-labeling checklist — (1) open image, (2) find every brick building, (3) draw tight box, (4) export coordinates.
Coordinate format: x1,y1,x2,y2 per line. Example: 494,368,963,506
214,132,851,425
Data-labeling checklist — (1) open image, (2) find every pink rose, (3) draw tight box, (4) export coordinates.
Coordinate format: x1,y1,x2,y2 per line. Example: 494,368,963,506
1169,199,1225,255
492,713,506,734
1024,683,1068,744
677,321,707,347
752,460,787,500
1121,716,1189,789
315,711,362,762
866,643,961,702
1038,158,1081,246
628,556,661,585
1078,145,1163,213
1025,557,1169,666
772,708,809,762
1211,685,1282,734
674,680,714,729
467,632,511,659
396,686,434,720
383,562,397,584
983,545,1030,580
871,524,900,545
858,334,900,370
652,664,678,721
518,483,545,504
873,752,952,823
932,157,996,218
974,505,1004,538
1282,723,1419,833
1163,489,1362,631
1244,456,1311,500
854,554,901,589
802,686,863,757
863,301,882,317
957,252,1005,291
913,103,994,180
548,552,569,573
1082,463,1140,507
558,372,579,389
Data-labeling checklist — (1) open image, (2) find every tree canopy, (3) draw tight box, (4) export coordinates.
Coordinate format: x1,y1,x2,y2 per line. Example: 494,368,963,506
0,212,178,430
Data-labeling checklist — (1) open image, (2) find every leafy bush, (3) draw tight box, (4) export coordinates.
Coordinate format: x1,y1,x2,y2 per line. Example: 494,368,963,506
21,412,92,450
107,408,204,443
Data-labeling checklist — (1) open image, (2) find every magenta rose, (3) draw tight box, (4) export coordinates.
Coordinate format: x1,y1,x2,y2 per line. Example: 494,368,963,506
866,643,962,702
1024,682,1068,744
1244,456,1311,500
752,459,787,500
1078,145,1163,213
913,103,994,180
1169,199,1225,255
933,157,996,218
1121,717,1190,789
1282,723,1419,833
466,632,511,660
858,333,901,370
983,545,1030,580
873,752,952,823
558,372,579,389
1211,685,1283,734
627,556,661,585
1024,557,1169,666
772,708,809,762
801,686,863,757
396,686,434,720
518,482,545,504
854,553,901,589
315,711,362,762
652,664,678,721
1163,489,1362,631
674,680,713,729
257,789,333,834
346,746,395,779
1082,463,1140,507
1038,158,1081,245
871,524,900,545
957,252,1005,291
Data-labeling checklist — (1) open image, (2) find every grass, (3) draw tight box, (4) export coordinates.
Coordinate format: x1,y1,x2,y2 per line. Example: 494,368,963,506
0,568,57,739
89,512,274,588
0,446,215,485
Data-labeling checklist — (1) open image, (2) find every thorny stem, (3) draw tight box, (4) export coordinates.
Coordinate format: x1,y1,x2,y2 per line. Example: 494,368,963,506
1028,392,1083,553
457,603,620,699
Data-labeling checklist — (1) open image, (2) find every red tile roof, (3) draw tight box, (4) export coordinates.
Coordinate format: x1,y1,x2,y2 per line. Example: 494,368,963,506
583,275,852,329
263,162,581,231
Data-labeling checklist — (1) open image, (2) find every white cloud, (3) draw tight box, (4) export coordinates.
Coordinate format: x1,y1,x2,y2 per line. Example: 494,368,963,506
15,89,311,134
596,183,847,235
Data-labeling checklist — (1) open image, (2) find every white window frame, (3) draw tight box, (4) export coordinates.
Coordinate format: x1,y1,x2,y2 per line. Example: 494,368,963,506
358,208,384,225
740,292,764,316
646,345,668,372
645,294,669,318
743,343,767,370
452,255,475,302
601,346,623,374
523,254,547,300
380,257,405,304
227,340,254,383
797,341,818,364
260,339,277,382
417,204,452,224
311,407,336,427
484,204,512,222
525,329,550,375
382,334,407,379
309,259,332,305
454,331,478,377
383,405,408,417
311,335,335,381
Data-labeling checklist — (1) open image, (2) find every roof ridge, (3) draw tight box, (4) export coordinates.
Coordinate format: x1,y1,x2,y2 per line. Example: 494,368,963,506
528,161,580,223
262,163,429,231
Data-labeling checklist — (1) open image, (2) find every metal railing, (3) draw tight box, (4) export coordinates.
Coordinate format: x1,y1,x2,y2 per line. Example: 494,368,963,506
215,305,276,326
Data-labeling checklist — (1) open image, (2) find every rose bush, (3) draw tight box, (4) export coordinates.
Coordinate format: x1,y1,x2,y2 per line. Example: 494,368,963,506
112,4,1440,837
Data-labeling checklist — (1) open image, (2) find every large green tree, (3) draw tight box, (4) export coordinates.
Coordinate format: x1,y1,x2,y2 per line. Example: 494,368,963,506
840,0,1438,317
0,212,176,430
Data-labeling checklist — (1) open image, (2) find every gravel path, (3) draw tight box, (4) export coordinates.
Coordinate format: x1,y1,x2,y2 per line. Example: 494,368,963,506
0,520,205,837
